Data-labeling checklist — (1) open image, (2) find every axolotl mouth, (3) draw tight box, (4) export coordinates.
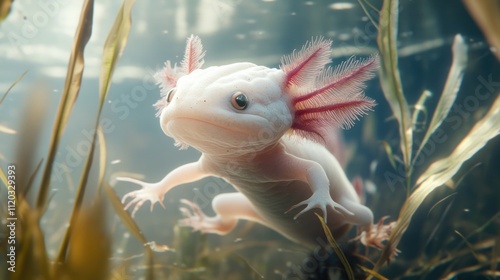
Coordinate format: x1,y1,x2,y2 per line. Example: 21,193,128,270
166,116,251,136
162,114,284,153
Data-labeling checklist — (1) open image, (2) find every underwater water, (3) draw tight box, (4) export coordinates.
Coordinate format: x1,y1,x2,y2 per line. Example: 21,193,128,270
0,0,499,279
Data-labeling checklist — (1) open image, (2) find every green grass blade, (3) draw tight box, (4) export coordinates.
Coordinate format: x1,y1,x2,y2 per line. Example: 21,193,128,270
377,0,413,178
358,265,388,280
97,3,155,277
315,213,354,280
463,0,500,62
104,183,155,278
56,0,137,268
454,230,482,263
23,159,43,196
357,0,379,29
381,140,397,170
465,212,500,241
415,35,468,162
36,0,94,212
55,0,136,268
0,166,7,189
417,96,500,185
0,70,27,106
375,94,500,269
95,0,136,193
0,0,13,21
58,3,94,130
105,183,147,244
97,126,107,194
99,0,136,103
54,123,100,265
233,253,264,279
15,199,51,280
89,0,135,197
93,0,136,195
54,199,111,280
411,90,432,131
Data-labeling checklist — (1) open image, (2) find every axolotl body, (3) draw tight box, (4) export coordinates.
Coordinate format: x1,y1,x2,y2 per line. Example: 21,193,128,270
119,36,393,249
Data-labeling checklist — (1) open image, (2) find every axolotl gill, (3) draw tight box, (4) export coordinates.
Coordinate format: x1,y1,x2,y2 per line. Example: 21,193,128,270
119,35,395,250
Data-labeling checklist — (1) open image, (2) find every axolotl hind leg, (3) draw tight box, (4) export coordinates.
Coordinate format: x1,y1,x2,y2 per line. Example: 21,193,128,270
179,192,264,235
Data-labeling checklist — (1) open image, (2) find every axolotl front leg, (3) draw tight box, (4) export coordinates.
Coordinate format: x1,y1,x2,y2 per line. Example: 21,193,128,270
259,148,357,222
118,158,211,217
118,158,269,235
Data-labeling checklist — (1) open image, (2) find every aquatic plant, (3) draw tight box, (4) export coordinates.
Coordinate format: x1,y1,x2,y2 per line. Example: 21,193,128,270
2,0,498,279
0,0,144,279
0,0,13,22
463,0,500,62
358,0,500,277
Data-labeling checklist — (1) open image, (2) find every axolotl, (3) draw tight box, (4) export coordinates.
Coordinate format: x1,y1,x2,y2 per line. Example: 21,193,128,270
119,35,394,250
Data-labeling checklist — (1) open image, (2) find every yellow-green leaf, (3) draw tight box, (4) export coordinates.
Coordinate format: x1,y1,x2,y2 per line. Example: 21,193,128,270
15,198,50,280
377,0,413,170
104,182,147,244
0,70,27,106
104,182,155,278
358,264,389,280
58,1,94,132
411,90,432,131
55,119,100,265
99,0,136,103
463,0,500,62
381,140,397,170
97,125,107,193
60,200,111,280
0,0,13,22
375,94,500,269
415,35,468,162
0,166,7,189
37,0,94,212
315,213,354,280
417,95,500,185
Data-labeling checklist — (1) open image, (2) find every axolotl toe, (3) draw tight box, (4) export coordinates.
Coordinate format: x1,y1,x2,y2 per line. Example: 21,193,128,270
119,35,394,249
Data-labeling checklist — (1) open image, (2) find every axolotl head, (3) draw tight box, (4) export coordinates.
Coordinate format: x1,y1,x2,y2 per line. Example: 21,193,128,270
154,35,378,156
159,62,293,155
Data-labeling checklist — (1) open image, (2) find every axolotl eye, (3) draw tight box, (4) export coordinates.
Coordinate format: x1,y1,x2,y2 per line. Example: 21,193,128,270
231,91,248,110
166,88,176,102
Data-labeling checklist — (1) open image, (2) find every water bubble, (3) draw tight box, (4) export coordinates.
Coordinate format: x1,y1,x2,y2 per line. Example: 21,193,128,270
329,2,355,10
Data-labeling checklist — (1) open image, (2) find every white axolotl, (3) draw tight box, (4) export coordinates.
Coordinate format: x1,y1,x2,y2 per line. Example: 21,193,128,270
118,35,394,250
